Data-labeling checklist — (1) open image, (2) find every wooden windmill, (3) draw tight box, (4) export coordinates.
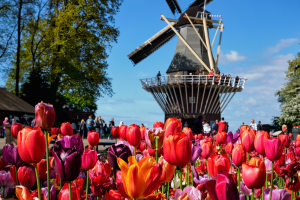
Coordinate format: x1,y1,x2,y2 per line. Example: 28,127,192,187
128,0,246,126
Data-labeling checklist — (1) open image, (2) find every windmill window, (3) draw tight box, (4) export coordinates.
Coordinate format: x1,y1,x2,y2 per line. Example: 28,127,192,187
189,97,195,104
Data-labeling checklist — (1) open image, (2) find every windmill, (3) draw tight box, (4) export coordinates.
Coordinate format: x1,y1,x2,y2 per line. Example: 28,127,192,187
128,0,247,127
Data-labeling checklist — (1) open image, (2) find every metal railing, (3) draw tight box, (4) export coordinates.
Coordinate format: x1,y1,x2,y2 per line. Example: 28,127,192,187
140,75,246,89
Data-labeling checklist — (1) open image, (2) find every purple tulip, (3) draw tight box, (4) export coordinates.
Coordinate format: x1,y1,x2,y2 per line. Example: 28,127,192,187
174,186,201,200
108,144,132,170
0,187,15,198
41,184,56,200
53,136,82,181
207,171,239,200
240,181,259,197
190,144,202,163
264,188,291,200
193,166,209,185
239,194,245,200
2,144,24,166
0,171,15,188
233,131,240,144
136,154,144,162
226,131,233,144
116,140,134,155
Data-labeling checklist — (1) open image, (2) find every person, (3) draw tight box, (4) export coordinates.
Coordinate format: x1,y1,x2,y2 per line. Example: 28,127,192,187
195,69,199,83
212,119,219,135
94,117,101,133
203,121,211,135
103,121,108,136
78,119,87,139
220,73,225,84
235,76,240,87
86,115,95,131
98,117,104,138
215,72,220,84
208,70,214,81
228,74,232,86
119,121,124,126
157,71,161,85
184,122,189,128
218,117,227,132
108,118,115,139
257,121,262,131
11,118,15,124
71,121,77,134
249,119,257,131
2,117,10,138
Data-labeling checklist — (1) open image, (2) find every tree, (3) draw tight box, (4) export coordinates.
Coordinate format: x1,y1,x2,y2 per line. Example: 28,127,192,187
6,0,122,110
275,52,300,126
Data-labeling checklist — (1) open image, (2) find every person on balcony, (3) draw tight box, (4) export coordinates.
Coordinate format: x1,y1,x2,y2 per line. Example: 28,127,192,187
235,76,240,86
215,71,220,84
157,71,161,85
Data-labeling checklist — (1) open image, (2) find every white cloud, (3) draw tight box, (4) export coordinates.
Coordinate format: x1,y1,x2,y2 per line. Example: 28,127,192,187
267,38,299,54
219,50,246,64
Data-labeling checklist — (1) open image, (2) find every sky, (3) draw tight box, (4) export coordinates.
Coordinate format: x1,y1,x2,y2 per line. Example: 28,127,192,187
1,0,300,131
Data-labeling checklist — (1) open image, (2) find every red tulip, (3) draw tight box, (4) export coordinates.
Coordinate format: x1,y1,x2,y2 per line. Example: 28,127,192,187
159,157,176,183
277,153,286,167
282,125,287,133
182,127,193,141
297,134,300,142
126,124,141,147
111,127,120,139
225,142,233,154
81,150,97,170
198,134,203,140
254,131,270,155
58,183,80,200
50,127,60,136
140,126,146,140
163,132,191,167
242,157,266,189
279,134,289,148
88,130,99,147
18,165,36,189
164,118,181,137
37,157,54,181
17,126,46,163
289,133,293,138
60,122,73,136
265,138,283,161
119,125,127,141
11,123,23,139
241,130,255,152
90,175,113,196
207,154,231,179
106,190,123,200
216,131,227,144
201,141,214,159
147,147,163,157
240,125,250,136
153,121,164,129
232,144,246,167
35,101,55,130
94,160,111,178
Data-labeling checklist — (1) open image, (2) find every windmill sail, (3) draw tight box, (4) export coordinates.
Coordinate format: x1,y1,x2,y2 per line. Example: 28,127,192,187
128,23,176,65
165,0,182,15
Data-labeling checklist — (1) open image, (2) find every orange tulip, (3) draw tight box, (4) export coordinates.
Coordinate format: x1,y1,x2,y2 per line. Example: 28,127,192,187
201,141,214,159
241,130,255,152
282,125,287,133
240,125,250,137
177,193,191,200
164,118,181,137
158,157,176,183
254,131,270,155
117,156,162,199
216,131,227,144
232,144,246,167
35,101,55,130
182,127,193,141
17,126,46,163
242,157,266,189
207,154,231,179
153,121,164,129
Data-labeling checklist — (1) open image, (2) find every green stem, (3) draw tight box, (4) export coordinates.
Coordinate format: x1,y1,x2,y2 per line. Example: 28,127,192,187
167,182,169,198
228,154,232,174
155,136,159,163
247,152,250,161
191,165,194,186
34,163,41,200
251,188,254,200
186,165,189,186
97,197,99,200
134,147,136,159
162,184,165,194
14,166,19,185
238,167,240,193
86,170,89,200
145,142,147,150
69,182,72,200
74,179,77,187
206,159,210,180
291,190,293,200
269,161,274,200
180,167,183,190
44,130,51,200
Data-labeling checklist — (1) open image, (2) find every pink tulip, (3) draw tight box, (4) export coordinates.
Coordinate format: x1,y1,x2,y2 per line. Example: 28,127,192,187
265,138,283,161
81,150,97,170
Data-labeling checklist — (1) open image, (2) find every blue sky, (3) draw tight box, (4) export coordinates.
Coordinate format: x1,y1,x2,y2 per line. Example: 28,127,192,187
1,0,300,131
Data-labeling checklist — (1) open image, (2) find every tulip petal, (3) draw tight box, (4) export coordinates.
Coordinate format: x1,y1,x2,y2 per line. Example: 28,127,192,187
16,186,33,200
206,180,218,200
142,163,162,198
126,165,144,199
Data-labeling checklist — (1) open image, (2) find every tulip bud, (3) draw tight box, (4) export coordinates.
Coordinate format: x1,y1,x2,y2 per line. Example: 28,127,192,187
87,131,99,147
201,141,214,159
11,123,23,139
241,130,255,152
265,138,284,161
182,127,193,141
18,165,36,189
254,131,270,155
282,125,287,133
207,154,231,179
232,144,246,167
225,142,233,154
279,134,289,148
111,127,120,139
50,127,60,136
242,157,266,189
164,118,181,137
126,124,141,147
153,121,164,129
60,122,73,136
216,131,227,144
35,101,55,130
82,150,97,170
119,125,127,141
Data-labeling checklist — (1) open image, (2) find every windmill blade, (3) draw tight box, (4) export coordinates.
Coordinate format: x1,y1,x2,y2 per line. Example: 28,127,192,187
165,0,182,15
128,23,176,65
189,0,213,8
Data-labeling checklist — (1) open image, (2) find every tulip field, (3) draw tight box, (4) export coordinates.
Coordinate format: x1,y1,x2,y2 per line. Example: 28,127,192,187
1,102,299,200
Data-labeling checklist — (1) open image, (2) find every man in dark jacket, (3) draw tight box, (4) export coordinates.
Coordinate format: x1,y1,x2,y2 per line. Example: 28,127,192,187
212,119,219,135
257,121,262,131
108,118,115,139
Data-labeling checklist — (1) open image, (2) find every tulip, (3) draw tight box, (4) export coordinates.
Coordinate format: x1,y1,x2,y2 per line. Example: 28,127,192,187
81,150,97,170
105,190,123,200
2,143,24,166
200,141,214,159
88,130,99,147
282,125,287,133
58,183,80,200
60,122,73,136
117,156,162,199
182,127,193,141
206,171,239,200
140,126,146,140
279,134,289,148
53,136,82,181
163,132,192,167
145,127,165,149
50,127,60,136
198,134,203,140
126,124,141,147
216,131,227,144
242,157,266,189
207,154,231,179
164,118,181,137
240,181,260,198
190,143,202,163
174,186,201,200
153,121,164,129
265,138,283,161
37,158,54,181
295,147,300,157
241,130,255,152
254,131,270,155
226,131,233,144
111,126,120,139
233,131,240,144
145,191,166,200
90,174,115,197
264,188,291,200
119,125,127,140
159,157,176,183
35,101,55,130
232,144,246,167
225,142,233,154
0,171,15,188
11,123,23,139
18,126,46,163
240,125,250,136
108,144,132,170
94,160,111,178
18,165,36,189
171,173,186,189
